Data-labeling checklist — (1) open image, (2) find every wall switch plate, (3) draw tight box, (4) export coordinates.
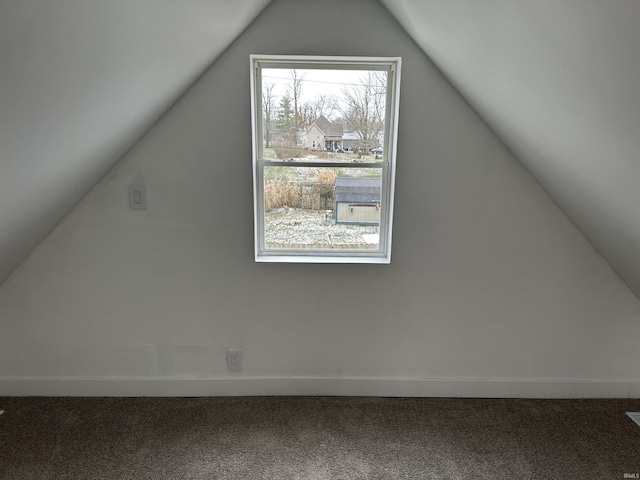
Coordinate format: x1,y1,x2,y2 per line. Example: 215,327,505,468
129,183,147,210
226,349,242,372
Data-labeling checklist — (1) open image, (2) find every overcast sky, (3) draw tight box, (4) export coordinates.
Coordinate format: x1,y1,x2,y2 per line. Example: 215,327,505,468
262,68,385,111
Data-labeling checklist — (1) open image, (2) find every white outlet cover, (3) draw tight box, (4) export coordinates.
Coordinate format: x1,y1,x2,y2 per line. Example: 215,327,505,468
226,349,242,372
627,412,640,427
0,410,4,416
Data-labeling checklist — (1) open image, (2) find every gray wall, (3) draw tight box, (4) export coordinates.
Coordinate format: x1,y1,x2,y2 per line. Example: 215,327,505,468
1,0,639,397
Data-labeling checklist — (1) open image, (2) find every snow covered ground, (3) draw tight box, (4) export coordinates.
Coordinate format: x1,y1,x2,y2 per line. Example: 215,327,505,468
264,208,379,248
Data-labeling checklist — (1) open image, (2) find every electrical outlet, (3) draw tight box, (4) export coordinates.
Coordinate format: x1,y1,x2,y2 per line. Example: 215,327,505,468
226,349,242,372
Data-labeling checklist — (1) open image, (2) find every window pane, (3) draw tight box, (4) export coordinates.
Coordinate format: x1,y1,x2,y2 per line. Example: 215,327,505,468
261,68,388,161
263,166,383,251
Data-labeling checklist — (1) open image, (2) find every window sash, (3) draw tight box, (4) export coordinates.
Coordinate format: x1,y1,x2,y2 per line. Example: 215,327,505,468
256,161,390,260
252,55,400,164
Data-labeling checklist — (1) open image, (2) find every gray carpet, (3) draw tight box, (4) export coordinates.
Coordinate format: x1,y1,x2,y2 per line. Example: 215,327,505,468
0,397,639,479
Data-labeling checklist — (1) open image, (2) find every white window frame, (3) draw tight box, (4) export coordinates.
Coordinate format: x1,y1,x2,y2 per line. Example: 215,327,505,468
250,55,401,263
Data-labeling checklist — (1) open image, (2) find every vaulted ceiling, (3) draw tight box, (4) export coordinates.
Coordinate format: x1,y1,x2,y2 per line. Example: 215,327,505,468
383,0,640,296
1,0,639,295
0,0,270,286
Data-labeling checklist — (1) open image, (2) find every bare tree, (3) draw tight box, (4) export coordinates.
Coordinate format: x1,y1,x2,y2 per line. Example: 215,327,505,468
289,70,304,143
300,94,340,129
313,94,339,120
340,71,387,153
299,102,316,130
262,82,276,148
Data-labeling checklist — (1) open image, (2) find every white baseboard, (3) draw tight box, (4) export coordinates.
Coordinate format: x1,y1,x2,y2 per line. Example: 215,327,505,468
630,381,640,399
0,376,637,398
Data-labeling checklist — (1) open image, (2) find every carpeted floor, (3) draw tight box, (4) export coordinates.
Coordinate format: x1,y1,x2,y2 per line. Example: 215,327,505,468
0,397,638,479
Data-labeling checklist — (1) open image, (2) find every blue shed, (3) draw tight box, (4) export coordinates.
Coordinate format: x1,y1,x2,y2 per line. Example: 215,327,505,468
334,177,382,225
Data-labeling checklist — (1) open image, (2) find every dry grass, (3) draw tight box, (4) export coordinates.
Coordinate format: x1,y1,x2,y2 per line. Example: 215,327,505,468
272,146,307,159
264,182,335,211
264,181,300,211
264,166,339,212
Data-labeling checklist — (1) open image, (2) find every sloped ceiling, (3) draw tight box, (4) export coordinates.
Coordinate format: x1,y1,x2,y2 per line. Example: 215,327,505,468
381,0,640,295
2,0,640,298
0,0,269,285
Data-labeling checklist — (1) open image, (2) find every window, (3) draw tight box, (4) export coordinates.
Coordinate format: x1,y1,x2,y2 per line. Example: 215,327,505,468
250,55,401,263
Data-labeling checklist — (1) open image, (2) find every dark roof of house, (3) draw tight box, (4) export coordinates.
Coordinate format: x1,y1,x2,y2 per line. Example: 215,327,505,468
312,115,343,137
